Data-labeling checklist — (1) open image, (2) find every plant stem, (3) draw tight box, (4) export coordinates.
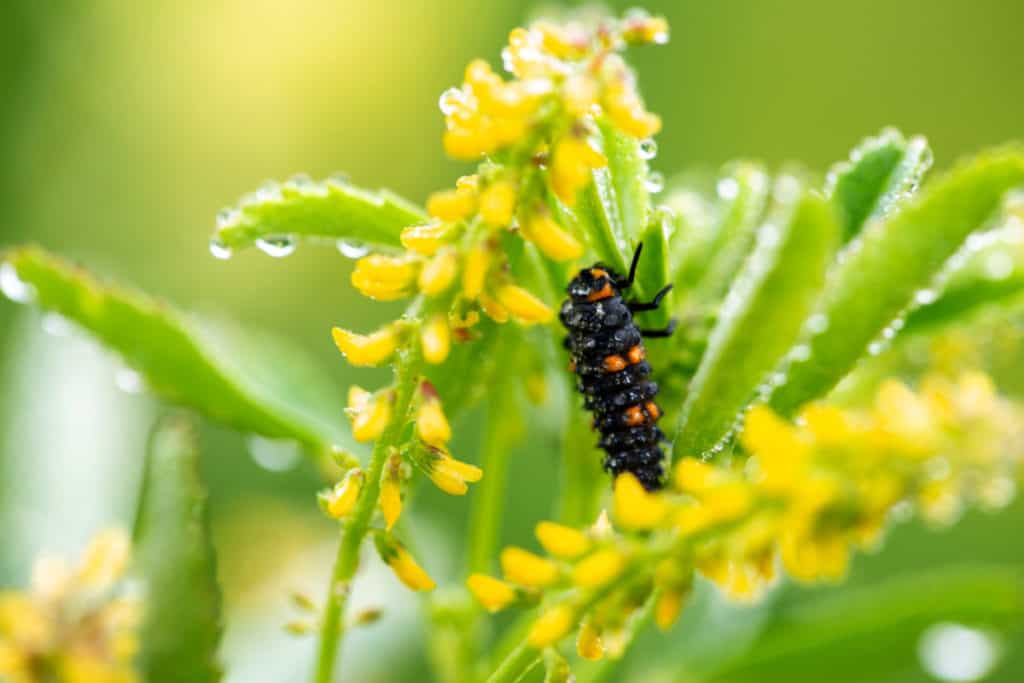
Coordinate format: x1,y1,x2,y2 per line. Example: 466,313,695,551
313,349,421,683
558,383,603,526
484,642,542,683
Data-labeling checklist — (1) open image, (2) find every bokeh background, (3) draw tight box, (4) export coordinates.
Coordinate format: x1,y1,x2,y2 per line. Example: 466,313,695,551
1,1,1022,681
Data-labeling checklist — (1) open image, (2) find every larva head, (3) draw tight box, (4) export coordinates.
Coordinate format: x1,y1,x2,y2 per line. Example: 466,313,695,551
567,265,620,303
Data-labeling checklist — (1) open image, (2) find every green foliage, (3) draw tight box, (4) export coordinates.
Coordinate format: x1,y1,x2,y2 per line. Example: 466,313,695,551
132,416,222,683
2,246,356,455
212,176,425,253
770,147,1024,415
675,181,839,459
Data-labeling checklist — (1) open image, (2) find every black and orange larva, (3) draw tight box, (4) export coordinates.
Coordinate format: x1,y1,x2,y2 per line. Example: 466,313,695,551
560,244,676,491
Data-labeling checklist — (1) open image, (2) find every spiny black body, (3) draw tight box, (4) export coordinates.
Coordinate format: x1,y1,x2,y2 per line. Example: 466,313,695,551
559,246,675,491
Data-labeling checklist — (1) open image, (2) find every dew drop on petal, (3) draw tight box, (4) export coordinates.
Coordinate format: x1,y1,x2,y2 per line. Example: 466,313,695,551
256,235,297,258
0,261,35,303
247,435,301,472
337,240,370,259
638,138,658,160
918,623,1000,683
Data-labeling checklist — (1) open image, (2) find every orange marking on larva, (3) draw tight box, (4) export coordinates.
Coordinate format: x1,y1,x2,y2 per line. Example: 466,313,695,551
625,405,645,426
627,345,645,364
587,282,615,302
603,355,627,372
645,401,661,420
590,268,609,279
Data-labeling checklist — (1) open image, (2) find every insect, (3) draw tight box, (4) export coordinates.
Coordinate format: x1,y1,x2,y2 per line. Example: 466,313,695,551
560,244,676,490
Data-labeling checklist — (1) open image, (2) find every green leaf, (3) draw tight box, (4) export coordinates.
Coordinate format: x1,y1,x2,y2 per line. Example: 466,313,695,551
212,176,425,254
635,212,673,325
2,246,355,455
770,148,1024,416
667,181,718,293
575,121,651,275
689,162,772,305
904,221,1024,333
827,129,933,241
708,565,1024,683
133,416,222,683
674,179,839,459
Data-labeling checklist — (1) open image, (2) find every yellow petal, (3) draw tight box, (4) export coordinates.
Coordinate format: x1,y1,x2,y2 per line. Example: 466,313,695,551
325,469,364,519
418,248,458,295
500,546,559,588
522,213,583,262
380,461,402,531
426,188,476,222
572,549,626,589
673,456,716,493
349,390,392,442
576,619,604,661
466,574,516,612
389,547,436,591
421,315,451,365
416,397,451,447
655,589,685,631
613,473,668,530
331,326,398,367
400,221,449,256
479,292,509,323
461,245,491,299
496,284,553,324
527,604,575,648
436,454,483,483
479,180,517,226
535,521,590,559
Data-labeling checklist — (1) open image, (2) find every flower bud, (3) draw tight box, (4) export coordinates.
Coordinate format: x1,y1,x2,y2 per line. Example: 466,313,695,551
418,247,458,295
523,212,584,261
500,547,559,588
426,188,477,222
466,574,517,612
461,244,492,299
331,325,399,367
535,521,590,559
347,386,392,442
479,180,517,226
527,604,574,648
496,284,554,324
572,549,626,589
380,454,403,531
421,315,451,364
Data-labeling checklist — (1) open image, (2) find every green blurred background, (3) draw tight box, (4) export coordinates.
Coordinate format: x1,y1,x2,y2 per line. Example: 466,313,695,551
1,1,1022,681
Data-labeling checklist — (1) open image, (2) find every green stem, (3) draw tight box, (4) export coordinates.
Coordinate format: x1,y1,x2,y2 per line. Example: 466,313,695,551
558,382,603,526
485,642,542,683
313,349,421,683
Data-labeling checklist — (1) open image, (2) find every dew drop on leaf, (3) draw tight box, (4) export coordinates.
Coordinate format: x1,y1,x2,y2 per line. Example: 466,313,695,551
716,177,739,200
41,313,73,337
918,623,1000,682
915,289,938,305
983,251,1014,280
438,87,465,115
0,261,35,303
638,138,657,160
805,313,829,334
337,240,370,259
209,238,233,261
645,171,664,194
256,235,297,258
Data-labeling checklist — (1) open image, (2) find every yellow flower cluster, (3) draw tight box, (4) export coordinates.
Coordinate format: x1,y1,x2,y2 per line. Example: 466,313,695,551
0,530,140,683
467,372,1024,659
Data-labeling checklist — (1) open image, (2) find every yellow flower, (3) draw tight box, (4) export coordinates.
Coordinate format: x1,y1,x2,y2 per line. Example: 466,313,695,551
572,549,626,589
479,292,509,323
375,535,435,591
400,221,450,256
527,604,575,648
416,387,451,447
479,180,517,226
331,324,400,367
380,455,403,531
742,405,809,493
673,456,718,494
421,447,483,496
501,547,559,588
522,212,584,261
613,472,668,530
535,521,590,559
799,403,852,446
461,243,491,299
320,468,364,519
347,386,392,442
621,12,670,45
351,254,419,301
418,247,458,295
550,136,608,206
576,619,604,661
496,284,554,324
873,379,938,454
466,574,517,612
421,315,451,364
426,187,477,222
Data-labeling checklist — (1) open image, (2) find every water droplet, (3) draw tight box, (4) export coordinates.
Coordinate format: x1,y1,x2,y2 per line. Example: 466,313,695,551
327,171,350,186
285,174,312,189
759,223,781,248
790,344,811,362
337,240,370,259
41,313,73,337
882,326,896,340
0,262,34,303
644,172,664,194
256,181,284,202
638,138,658,160
868,341,884,356
255,235,297,258
915,289,938,305
438,87,465,115
209,238,233,261
983,251,1014,280
918,623,1000,682
806,313,829,334
216,208,241,230
247,435,301,472
770,371,787,387
115,367,144,394
716,177,739,200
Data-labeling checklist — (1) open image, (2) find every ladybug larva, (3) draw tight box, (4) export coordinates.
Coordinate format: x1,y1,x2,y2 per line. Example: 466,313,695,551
560,244,676,491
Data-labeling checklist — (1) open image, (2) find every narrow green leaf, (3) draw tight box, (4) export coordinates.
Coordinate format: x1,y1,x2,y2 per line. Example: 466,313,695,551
635,212,672,325
708,565,1024,683
2,246,355,454
770,148,1024,416
667,183,718,293
827,129,933,241
133,416,222,683
690,163,772,304
212,176,425,253
904,220,1024,333
675,179,839,459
